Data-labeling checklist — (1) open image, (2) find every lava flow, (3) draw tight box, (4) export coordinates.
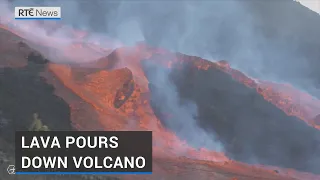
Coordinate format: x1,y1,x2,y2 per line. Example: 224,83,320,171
1,20,320,180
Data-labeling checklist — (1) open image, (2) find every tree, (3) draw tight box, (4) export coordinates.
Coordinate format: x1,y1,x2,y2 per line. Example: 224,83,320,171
28,113,50,131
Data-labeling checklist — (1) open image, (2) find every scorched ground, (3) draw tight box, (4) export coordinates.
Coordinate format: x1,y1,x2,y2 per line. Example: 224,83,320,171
0,22,320,180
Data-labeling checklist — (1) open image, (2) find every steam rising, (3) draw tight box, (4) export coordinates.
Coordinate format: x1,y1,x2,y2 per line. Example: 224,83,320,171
0,0,123,63
2,0,319,91
144,61,224,152
0,0,226,155
1,0,320,172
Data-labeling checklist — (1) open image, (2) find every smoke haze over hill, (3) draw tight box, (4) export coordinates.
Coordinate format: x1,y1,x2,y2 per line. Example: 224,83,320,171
1,0,320,174
2,0,320,98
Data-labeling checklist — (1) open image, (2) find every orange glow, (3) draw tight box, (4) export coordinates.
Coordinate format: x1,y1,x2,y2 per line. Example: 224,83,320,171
1,20,320,179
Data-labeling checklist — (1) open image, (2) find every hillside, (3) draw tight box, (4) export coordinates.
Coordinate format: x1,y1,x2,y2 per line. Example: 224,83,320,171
88,0,320,97
0,26,320,180
1,0,320,180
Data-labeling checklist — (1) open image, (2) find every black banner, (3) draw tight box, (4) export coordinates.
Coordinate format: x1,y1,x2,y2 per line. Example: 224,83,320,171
15,131,152,173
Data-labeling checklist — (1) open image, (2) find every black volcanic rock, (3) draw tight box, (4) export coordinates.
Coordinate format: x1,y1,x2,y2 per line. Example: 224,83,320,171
143,56,320,174
27,51,49,65
0,52,72,142
114,78,135,108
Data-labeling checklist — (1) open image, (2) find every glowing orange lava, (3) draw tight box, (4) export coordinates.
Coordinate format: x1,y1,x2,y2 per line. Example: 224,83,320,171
1,20,320,179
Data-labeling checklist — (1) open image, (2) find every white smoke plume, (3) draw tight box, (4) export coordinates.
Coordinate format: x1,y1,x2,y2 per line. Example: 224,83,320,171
1,0,320,171
0,0,124,63
0,0,226,156
295,0,320,14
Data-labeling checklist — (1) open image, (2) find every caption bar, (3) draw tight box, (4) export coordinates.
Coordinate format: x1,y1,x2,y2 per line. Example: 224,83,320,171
15,131,152,175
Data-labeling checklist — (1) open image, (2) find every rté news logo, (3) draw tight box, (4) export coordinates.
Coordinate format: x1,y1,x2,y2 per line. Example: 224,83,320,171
14,7,61,20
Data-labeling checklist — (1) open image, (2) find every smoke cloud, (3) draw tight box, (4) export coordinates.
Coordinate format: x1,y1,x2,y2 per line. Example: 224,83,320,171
1,1,320,84
0,0,227,160
0,0,123,63
1,0,320,171
143,60,224,152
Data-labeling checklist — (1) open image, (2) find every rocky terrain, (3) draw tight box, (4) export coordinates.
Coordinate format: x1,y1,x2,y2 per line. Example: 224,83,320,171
1,1,320,180
0,26,319,180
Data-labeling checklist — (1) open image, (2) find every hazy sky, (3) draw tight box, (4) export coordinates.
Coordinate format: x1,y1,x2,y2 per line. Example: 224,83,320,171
297,0,320,14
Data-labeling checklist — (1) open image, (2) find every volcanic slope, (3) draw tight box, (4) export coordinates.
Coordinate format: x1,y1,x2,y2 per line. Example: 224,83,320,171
1,26,320,179
0,27,115,180
47,43,320,179
144,53,320,173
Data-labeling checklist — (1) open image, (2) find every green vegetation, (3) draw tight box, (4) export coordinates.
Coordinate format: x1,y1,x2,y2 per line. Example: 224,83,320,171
28,113,50,131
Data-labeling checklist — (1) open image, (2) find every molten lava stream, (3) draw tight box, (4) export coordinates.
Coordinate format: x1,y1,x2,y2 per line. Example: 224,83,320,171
0,22,218,160
47,61,229,162
3,20,320,179
2,14,320,131
212,60,320,130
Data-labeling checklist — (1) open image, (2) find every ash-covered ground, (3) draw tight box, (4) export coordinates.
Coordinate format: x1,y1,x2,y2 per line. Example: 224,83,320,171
144,54,320,174
1,0,320,180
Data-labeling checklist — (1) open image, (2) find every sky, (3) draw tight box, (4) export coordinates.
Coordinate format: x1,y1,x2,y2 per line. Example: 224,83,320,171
296,0,320,14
